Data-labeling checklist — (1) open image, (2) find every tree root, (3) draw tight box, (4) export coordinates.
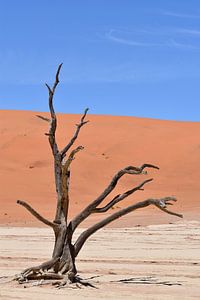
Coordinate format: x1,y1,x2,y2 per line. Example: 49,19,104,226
15,270,97,289
14,256,97,289
52,275,97,289
15,257,61,283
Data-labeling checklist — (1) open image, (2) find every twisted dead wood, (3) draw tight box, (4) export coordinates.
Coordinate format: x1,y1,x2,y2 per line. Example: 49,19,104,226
17,200,57,229
70,164,159,232
16,64,183,287
74,197,183,256
92,178,153,213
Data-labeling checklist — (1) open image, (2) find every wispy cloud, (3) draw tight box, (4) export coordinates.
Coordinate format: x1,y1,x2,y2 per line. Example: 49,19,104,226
167,39,200,50
105,29,161,47
162,10,200,19
104,28,200,50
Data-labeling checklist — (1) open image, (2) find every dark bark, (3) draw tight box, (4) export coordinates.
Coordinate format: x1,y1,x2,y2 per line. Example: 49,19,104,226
74,197,182,256
17,200,57,229
70,164,159,232
92,178,153,213
16,64,182,286
60,108,89,159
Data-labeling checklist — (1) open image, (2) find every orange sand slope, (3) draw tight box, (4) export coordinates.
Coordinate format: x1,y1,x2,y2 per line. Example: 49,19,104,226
0,110,199,226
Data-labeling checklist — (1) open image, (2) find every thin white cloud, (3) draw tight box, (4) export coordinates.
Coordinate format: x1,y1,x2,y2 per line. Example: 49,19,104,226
162,10,200,19
167,39,200,50
104,28,200,50
105,29,162,47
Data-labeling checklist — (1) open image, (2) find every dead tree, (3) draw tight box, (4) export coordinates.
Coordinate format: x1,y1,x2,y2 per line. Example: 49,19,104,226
16,64,182,287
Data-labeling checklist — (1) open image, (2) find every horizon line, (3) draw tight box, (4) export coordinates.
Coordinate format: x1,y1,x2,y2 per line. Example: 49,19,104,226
0,108,199,123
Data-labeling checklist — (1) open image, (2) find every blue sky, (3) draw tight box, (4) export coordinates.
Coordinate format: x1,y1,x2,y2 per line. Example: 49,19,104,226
0,0,200,121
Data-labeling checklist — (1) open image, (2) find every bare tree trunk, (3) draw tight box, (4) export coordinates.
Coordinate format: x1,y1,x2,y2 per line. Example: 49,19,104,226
16,64,182,287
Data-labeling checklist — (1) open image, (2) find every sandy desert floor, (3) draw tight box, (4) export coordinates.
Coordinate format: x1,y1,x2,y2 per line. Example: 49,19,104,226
0,221,200,300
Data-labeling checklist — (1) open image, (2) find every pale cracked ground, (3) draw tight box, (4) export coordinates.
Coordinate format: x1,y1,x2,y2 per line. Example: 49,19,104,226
0,221,200,300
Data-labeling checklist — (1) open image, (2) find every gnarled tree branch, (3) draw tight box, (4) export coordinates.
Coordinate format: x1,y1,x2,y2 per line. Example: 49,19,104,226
43,64,64,224
152,197,183,218
45,63,63,155
17,200,57,229
60,108,89,158
92,178,153,213
62,146,84,170
71,164,159,232
74,197,183,256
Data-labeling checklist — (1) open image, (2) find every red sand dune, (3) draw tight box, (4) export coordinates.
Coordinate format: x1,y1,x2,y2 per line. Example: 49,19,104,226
0,110,199,227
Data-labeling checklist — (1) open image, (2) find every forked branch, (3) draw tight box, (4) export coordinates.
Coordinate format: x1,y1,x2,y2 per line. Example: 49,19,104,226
71,164,159,232
60,108,89,158
152,197,183,218
62,146,84,170
43,64,88,225
17,200,57,229
74,197,183,256
92,178,153,213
